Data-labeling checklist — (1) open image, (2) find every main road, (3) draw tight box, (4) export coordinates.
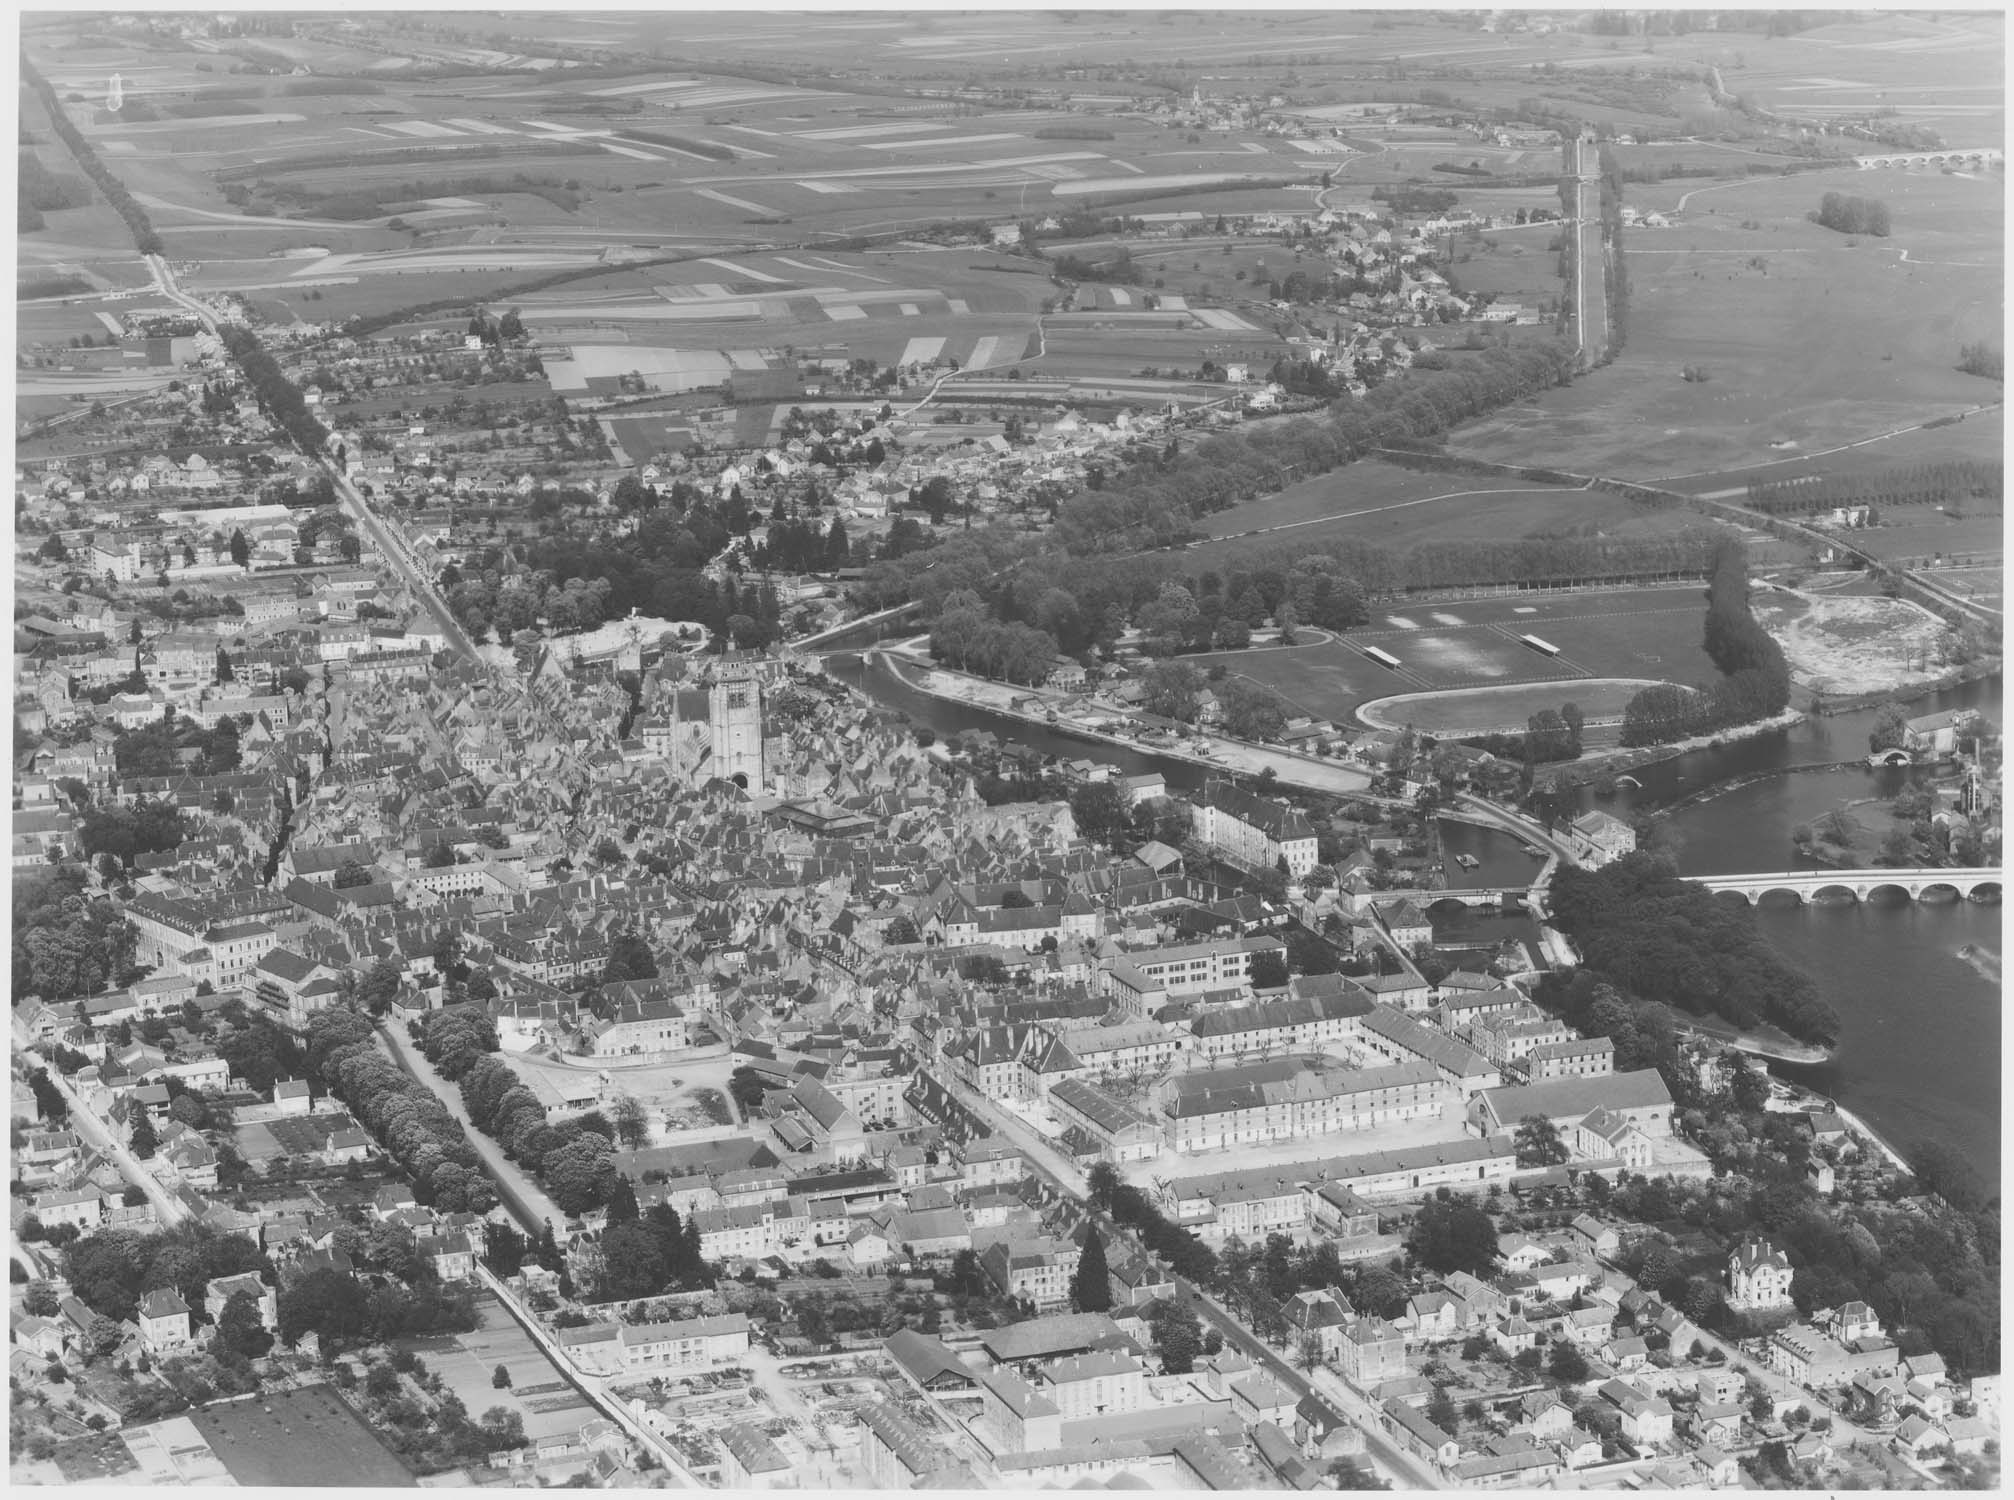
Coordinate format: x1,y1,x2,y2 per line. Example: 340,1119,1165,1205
147,252,484,668
37,1058,193,1229
1571,136,1608,368
373,1019,569,1236
925,1066,1444,1489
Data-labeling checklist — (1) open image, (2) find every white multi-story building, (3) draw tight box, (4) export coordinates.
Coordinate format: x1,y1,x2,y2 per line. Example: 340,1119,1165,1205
1193,781,1320,877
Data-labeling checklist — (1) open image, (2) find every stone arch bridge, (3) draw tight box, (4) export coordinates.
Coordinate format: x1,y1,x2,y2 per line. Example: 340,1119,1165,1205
1695,867,2002,905
1856,149,2004,170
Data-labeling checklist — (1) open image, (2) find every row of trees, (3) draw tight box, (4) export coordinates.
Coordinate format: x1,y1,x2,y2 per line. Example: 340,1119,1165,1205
1619,540,1790,747
1746,460,1998,516
1052,340,1584,555
1811,191,1891,237
218,324,330,455
1087,1161,1218,1283
435,1016,621,1217
1546,852,1841,1045
306,1008,500,1214
22,62,164,254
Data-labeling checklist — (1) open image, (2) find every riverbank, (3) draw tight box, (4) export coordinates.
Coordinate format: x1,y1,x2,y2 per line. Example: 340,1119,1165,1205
877,649,1386,799
1539,708,1809,790
1809,655,2003,717
1673,1014,1832,1067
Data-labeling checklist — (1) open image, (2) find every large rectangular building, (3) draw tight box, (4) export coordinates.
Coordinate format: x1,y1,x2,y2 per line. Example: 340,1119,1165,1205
1162,1058,1450,1153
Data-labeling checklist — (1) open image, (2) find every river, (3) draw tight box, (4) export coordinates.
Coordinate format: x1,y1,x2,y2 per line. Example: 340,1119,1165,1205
830,653,2002,1178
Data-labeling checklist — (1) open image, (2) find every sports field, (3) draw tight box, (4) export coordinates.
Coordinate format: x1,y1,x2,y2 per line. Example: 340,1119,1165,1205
1357,679,1659,735
1188,584,1723,729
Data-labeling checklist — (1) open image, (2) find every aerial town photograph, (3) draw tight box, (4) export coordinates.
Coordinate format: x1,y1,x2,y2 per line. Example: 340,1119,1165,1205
5,4,2003,1491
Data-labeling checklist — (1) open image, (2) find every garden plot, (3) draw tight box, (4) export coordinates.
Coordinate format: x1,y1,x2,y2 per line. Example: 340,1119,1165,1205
1751,591,1960,697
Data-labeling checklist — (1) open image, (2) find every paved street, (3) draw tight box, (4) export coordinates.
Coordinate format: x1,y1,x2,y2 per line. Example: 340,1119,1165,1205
39,1061,192,1227
374,1020,569,1234
933,1067,1440,1489
1572,136,1608,366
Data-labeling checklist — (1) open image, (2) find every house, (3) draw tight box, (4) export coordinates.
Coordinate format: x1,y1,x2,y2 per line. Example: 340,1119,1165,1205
417,1230,478,1281
1382,1397,1458,1468
1566,810,1635,868
138,1288,193,1352
716,1421,794,1488
1570,1214,1620,1261
205,1271,277,1332
1599,1379,1674,1448
1338,1317,1406,1391
1285,1289,1353,1361
618,1313,751,1370
1902,709,1979,759
1726,1237,1795,1311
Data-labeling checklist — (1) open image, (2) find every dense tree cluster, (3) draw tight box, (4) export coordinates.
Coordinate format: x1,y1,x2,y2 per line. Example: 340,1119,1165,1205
1405,1192,1502,1275
1218,1231,1411,1346
79,795,191,866
447,501,787,650
306,1009,498,1214
1811,192,1891,237
1087,1162,1217,1282
1546,852,1840,1045
66,1222,269,1326
21,62,163,254
216,324,329,454
595,1202,710,1301
1620,540,1789,746
927,590,1061,685
14,865,141,1002
1956,342,2002,381
1746,461,1998,517
110,711,244,779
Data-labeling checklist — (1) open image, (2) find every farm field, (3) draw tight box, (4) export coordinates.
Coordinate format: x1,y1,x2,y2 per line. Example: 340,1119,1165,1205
1184,457,1722,568
1443,233,1565,306
1452,165,2003,481
1655,409,2002,492
1845,507,2004,564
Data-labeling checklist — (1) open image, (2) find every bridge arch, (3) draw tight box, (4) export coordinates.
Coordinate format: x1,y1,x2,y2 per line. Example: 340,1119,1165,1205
1862,880,1915,903
1916,881,1967,903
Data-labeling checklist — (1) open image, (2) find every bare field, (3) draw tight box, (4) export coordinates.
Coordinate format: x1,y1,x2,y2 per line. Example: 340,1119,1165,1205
1752,591,1961,696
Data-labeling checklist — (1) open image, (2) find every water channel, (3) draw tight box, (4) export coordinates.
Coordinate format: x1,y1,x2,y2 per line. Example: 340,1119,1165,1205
828,654,2002,1176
